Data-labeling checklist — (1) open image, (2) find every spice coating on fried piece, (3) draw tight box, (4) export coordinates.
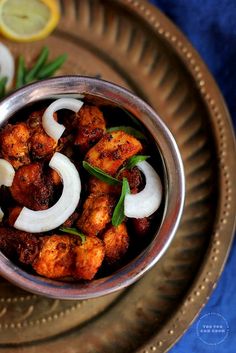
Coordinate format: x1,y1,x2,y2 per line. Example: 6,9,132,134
74,236,105,280
32,235,75,278
77,193,116,236
74,105,106,154
85,131,142,176
103,223,129,264
0,123,30,168
27,109,57,159
10,162,53,210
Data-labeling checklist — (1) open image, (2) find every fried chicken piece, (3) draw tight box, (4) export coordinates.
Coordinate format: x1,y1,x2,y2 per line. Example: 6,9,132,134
27,110,57,159
8,206,22,226
30,131,57,159
103,223,129,264
85,131,142,176
74,105,106,154
32,235,76,279
74,236,105,280
33,234,105,280
0,123,30,168
0,227,40,264
48,169,61,186
118,167,142,194
88,167,142,197
132,217,151,237
10,162,53,210
88,177,120,195
77,194,116,236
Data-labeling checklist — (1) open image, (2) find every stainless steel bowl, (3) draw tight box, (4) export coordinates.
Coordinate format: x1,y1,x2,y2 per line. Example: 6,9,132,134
0,76,185,299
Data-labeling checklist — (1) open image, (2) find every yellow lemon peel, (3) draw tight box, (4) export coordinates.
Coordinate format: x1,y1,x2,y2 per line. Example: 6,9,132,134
0,0,60,42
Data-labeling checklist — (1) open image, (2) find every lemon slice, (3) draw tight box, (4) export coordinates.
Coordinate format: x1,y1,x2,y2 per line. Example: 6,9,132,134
0,0,60,42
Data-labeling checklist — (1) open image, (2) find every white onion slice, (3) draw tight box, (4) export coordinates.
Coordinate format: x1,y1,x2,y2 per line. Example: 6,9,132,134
124,161,162,218
42,98,84,141
0,209,4,222
0,43,15,90
14,152,81,233
0,159,15,221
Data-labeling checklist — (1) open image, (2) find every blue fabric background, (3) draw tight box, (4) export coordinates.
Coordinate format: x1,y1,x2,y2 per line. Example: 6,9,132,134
149,1,236,352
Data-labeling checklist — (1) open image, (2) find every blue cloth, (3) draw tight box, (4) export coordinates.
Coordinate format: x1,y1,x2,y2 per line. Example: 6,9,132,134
149,1,236,352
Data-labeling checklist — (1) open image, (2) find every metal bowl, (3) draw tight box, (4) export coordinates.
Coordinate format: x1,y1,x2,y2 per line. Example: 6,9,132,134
0,76,185,299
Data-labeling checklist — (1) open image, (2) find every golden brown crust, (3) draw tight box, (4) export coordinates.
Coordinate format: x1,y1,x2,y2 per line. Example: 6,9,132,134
27,110,57,159
85,131,142,176
103,223,129,264
74,236,105,280
32,234,105,280
88,176,120,195
10,162,53,210
0,123,31,168
77,193,116,236
48,169,62,186
30,130,57,159
33,235,76,279
74,105,106,153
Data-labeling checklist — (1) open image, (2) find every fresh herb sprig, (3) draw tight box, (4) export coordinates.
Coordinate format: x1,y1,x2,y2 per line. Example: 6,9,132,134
36,53,67,79
112,178,130,226
13,46,67,91
59,227,86,244
107,126,146,140
118,155,149,176
25,46,49,83
15,55,26,88
124,154,150,169
83,161,121,186
0,76,7,99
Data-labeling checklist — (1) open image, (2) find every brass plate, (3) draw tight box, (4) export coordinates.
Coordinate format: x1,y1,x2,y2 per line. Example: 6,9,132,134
0,0,235,352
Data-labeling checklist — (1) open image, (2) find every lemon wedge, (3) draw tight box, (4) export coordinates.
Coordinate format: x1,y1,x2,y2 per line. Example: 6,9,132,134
0,0,60,42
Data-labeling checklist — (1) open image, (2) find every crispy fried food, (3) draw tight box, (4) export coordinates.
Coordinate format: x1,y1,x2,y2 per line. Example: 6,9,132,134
132,217,151,237
32,234,104,280
30,130,57,159
0,227,40,264
103,223,129,264
8,206,22,226
10,162,53,210
77,193,116,236
32,235,75,279
88,176,120,195
85,131,142,176
88,167,142,196
118,167,142,194
27,110,57,159
74,236,105,280
74,105,106,154
0,123,30,168
48,169,61,186
62,211,79,228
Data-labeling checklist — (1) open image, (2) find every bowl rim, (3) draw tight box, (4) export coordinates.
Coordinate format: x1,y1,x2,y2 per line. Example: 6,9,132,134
0,76,185,299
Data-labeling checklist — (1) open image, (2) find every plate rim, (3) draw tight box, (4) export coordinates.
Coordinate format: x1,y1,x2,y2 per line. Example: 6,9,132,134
119,0,236,351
